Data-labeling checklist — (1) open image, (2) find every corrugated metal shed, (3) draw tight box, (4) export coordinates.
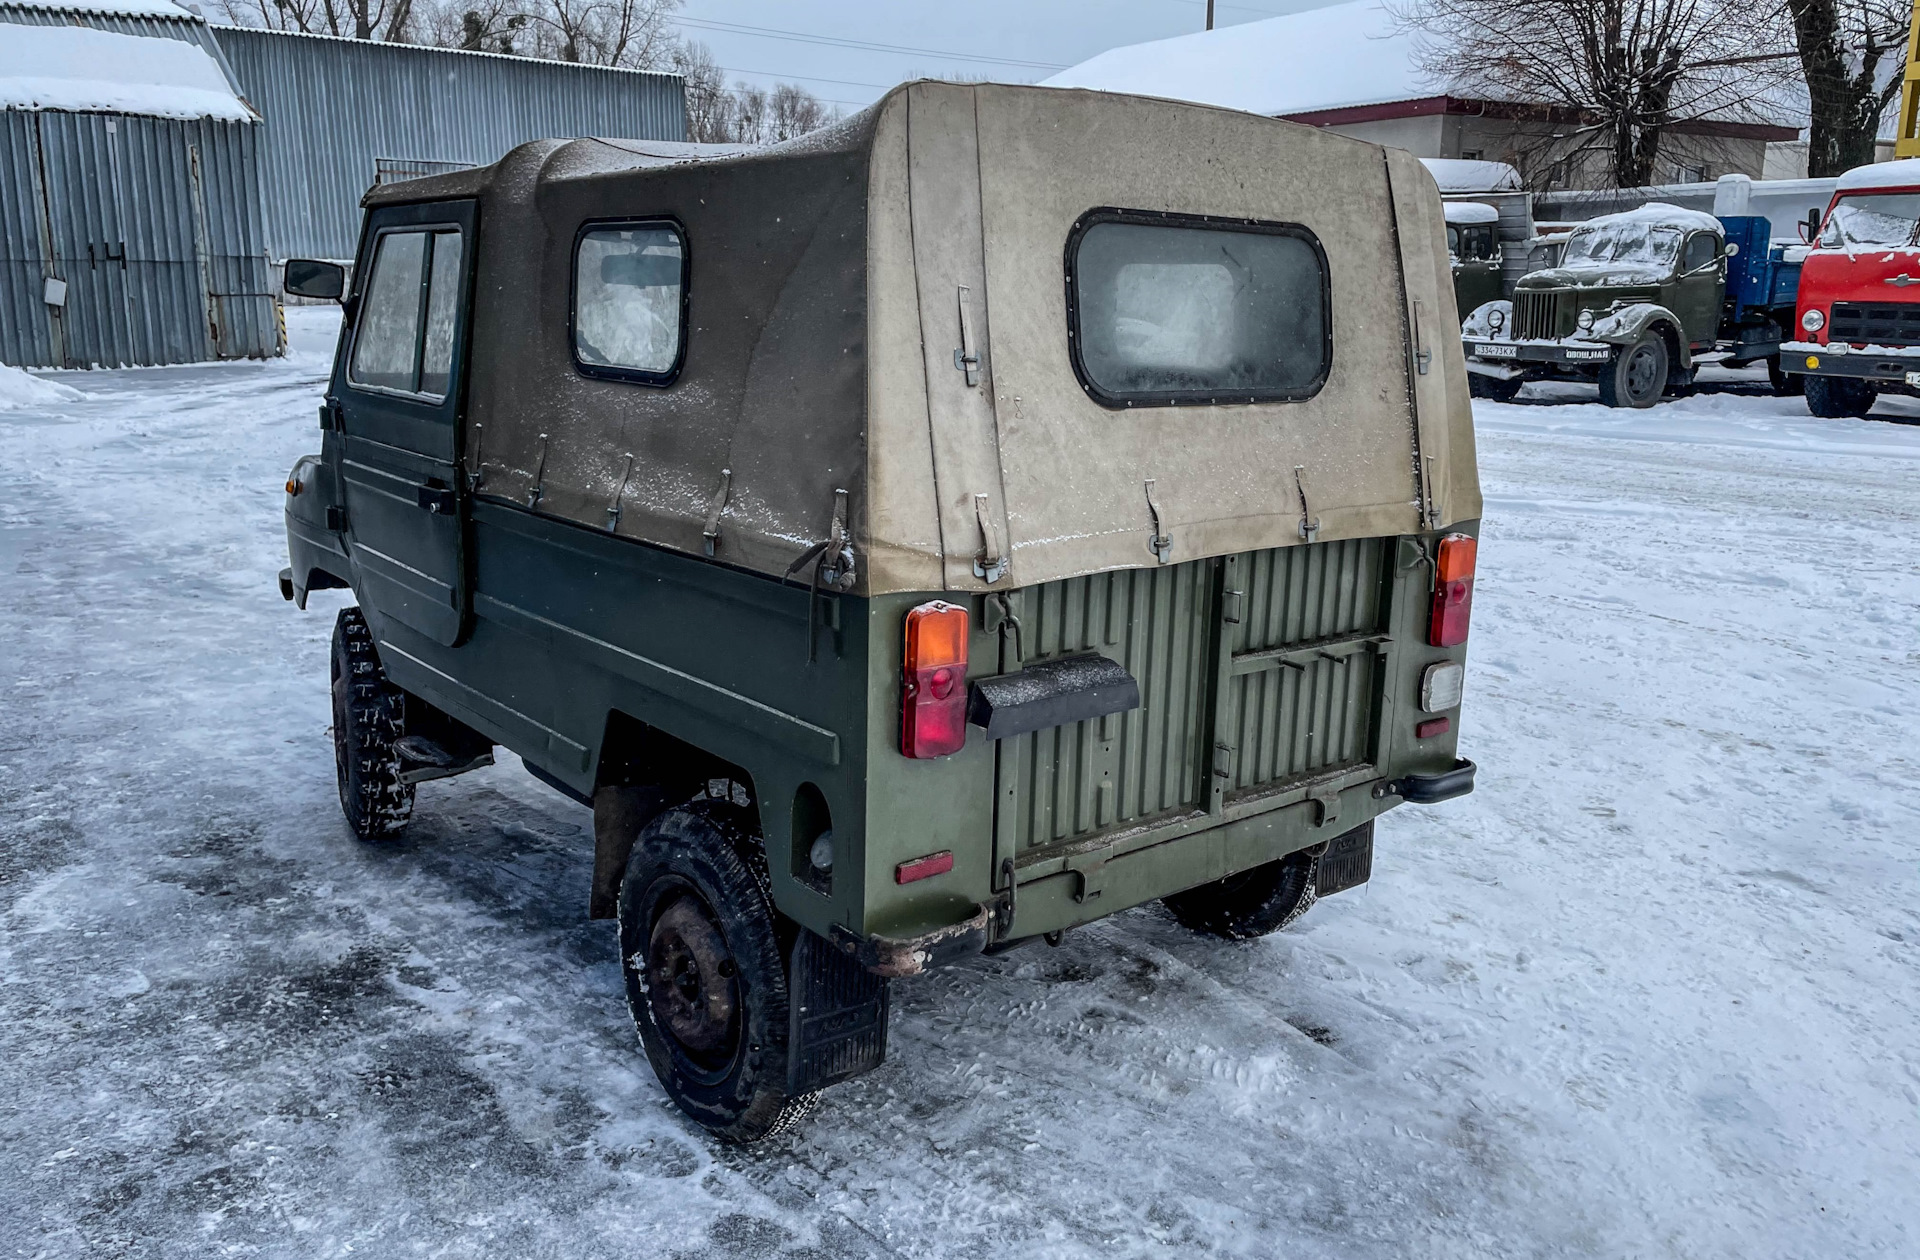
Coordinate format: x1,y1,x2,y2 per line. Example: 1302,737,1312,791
214,26,686,261
0,2,281,368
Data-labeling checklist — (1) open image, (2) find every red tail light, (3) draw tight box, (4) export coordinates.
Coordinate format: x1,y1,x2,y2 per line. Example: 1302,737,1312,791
1429,534,1476,647
901,601,969,758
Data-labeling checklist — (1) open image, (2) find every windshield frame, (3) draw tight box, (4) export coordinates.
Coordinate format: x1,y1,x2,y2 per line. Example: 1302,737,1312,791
1559,222,1686,274
1818,191,1920,251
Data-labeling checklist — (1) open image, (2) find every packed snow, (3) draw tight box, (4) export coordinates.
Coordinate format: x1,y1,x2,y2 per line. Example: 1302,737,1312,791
1834,157,1920,193
1,314,1917,1257
7,0,194,14
0,362,85,412
1442,201,1500,225
0,25,255,123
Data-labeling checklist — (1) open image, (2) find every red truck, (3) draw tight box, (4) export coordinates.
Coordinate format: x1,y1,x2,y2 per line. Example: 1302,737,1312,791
1783,159,1920,417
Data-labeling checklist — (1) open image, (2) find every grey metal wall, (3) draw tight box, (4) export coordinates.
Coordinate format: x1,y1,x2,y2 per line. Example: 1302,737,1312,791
0,109,279,369
215,26,686,261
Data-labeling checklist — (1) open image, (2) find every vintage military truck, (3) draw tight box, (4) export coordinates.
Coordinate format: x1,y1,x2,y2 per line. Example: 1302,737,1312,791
1461,202,1801,406
1445,201,1505,316
278,82,1482,1141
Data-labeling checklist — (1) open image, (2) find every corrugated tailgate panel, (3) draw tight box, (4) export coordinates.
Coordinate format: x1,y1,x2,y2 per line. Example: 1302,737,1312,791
1222,537,1388,795
996,537,1390,857
997,560,1215,855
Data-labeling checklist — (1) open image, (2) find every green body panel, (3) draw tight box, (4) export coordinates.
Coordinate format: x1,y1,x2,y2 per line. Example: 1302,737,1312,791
1451,259,1504,318
292,457,1473,946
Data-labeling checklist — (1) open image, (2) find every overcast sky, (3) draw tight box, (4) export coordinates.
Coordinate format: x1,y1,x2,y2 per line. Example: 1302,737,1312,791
670,0,1340,111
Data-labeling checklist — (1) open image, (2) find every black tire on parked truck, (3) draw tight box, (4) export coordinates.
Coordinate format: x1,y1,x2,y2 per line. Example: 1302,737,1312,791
1163,847,1318,939
1468,373,1523,403
331,607,415,841
1803,375,1877,419
1597,332,1669,409
618,802,815,1143
1766,355,1804,396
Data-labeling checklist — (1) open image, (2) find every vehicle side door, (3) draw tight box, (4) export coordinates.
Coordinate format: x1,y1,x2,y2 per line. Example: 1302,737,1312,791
330,200,477,647
1671,231,1728,348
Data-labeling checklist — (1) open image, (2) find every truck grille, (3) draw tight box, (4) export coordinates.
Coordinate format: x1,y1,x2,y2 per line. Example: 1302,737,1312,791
1512,290,1567,340
1828,300,1920,346
994,538,1390,857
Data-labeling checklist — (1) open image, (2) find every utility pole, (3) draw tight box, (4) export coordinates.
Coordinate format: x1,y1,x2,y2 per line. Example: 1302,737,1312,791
1206,0,1215,29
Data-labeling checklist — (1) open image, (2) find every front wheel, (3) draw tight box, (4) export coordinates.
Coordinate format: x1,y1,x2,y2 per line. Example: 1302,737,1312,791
1803,374,1877,418
1597,333,1669,409
618,804,814,1142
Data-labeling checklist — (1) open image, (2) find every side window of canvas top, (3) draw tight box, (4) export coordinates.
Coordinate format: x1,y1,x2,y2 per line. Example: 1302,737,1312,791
573,223,687,384
349,227,465,399
1066,210,1331,407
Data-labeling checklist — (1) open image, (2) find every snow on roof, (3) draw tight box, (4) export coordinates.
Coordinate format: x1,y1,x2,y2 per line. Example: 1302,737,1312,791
1040,0,1432,117
1444,201,1500,225
1834,158,1920,193
4,0,196,17
0,24,252,121
1575,201,1725,236
1422,157,1523,194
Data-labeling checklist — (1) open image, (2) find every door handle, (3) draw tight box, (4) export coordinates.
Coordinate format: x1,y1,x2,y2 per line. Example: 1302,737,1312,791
416,485,456,515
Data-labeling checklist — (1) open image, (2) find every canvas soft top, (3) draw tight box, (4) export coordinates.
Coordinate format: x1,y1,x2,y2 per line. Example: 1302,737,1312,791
363,81,1480,596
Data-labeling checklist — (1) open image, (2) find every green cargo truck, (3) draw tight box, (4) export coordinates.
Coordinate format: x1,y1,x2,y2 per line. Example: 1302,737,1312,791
279,83,1483,1140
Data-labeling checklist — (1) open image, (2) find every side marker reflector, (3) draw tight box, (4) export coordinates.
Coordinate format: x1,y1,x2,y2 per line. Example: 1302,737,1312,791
1415,716,1451,740
895,851,954,884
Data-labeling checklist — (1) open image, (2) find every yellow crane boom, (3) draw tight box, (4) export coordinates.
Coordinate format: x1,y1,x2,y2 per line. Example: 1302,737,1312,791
1898,0,1920,157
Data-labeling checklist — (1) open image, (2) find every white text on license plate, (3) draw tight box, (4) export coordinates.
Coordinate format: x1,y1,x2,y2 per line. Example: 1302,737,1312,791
1474,343,1517,358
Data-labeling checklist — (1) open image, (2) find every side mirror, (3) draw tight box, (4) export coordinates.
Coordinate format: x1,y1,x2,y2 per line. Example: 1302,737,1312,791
1802,208,1821,243
284,258,345,301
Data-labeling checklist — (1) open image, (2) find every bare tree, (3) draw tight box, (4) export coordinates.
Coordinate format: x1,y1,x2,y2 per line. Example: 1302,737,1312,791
518,0,678,67
212,0,420,40
1394,0,1794,187
1785,0,1907,175
672,39,738,141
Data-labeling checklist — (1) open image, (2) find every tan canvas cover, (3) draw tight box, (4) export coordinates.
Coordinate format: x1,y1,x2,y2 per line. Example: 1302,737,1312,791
364,82,1480,596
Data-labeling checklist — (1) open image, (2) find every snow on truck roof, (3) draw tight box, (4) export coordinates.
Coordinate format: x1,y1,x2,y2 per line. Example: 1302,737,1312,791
1574,202,1724,236
1041,1,1430,117
1834,158,1920,193
1443,201,1500,225
1423,159,1523,194
4,0,195,15
0,23,253,121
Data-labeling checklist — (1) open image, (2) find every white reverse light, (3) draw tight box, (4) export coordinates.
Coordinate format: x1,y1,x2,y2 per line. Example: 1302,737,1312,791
1420,661,1465,713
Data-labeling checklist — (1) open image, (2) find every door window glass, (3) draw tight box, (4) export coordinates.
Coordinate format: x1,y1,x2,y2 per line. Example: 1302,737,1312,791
1683,232,1719,273
350,231,426,392
573,224,686,382
1067,212,1329,405
421,231,464,396
348,227,464,399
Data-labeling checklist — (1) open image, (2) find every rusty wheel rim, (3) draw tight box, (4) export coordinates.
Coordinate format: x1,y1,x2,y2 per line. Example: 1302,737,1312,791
646,892,741,1075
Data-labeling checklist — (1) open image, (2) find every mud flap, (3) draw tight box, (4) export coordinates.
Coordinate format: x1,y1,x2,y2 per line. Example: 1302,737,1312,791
1314,821,1374,897
788,929,889,1095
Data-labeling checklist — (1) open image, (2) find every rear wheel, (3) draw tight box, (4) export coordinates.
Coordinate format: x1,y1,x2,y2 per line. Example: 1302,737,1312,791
330,608,414,840
1468,373,1523,403
1804,374,1877,418
1163,848,1318,940
618,803,814,1142
1597,333,1668,408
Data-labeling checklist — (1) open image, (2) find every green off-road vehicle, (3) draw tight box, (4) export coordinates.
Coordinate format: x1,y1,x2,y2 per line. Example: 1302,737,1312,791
279,82,1483,1140
1462,202,1744,407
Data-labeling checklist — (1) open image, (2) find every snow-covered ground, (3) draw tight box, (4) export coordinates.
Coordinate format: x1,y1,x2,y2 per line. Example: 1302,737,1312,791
2,312,1916,1258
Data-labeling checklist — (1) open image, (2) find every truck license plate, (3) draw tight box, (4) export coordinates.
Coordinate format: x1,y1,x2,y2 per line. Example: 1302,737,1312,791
1474,343,1517,358
1904,371,1920,387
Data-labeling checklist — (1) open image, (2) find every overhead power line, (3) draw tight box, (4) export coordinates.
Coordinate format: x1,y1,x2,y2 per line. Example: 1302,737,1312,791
671,16,1069,70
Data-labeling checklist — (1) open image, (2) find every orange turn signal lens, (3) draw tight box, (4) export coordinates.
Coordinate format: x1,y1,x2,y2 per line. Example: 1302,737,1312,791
1429,533,1476,648
901,601,970,758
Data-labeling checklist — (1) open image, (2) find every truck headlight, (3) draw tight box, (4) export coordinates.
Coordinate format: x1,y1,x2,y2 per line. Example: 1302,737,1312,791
1801,308,1825,332
1576,309,1595,331
1487,308,1505,331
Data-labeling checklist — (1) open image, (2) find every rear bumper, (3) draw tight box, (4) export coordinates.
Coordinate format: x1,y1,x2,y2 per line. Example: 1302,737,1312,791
836,904,992,978
1380,758,1477,805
